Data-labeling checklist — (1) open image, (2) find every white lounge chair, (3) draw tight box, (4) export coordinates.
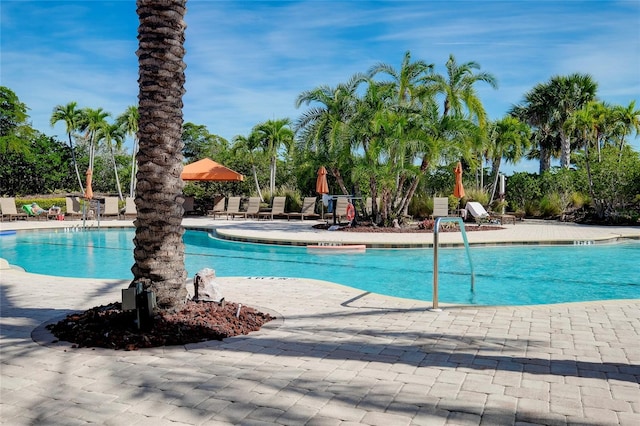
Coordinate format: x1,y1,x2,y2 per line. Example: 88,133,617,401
465,201,491,223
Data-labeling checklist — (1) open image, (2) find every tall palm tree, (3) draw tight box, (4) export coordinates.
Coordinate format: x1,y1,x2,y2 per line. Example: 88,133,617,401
116,105,139,197
97,122,126,200
50,101,84,192
132,0,188,311
421,54,498,127
253,118,294,196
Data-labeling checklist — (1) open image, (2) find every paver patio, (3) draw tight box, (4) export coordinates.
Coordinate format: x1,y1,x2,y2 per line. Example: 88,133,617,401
1,218,639,425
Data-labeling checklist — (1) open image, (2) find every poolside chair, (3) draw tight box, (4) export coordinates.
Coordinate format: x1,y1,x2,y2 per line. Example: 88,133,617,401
431,197,449,219
258,196,286,220
465,201,492,224
223,196,242,219
0,198,28,221
286,197,319,221
324,197,349,222
122,197,137,219
183,196,195,216
65,196,83,219
208,196,226,218
239,197,261,219
102,197,120,219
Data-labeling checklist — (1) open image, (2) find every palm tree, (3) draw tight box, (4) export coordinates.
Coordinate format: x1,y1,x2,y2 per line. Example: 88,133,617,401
367,50,433,106
116,105,139,197
511,83,560,173
485,116,531,204
295,73,368,194
78,107,110,192
50,101,84,193
421,54,498,127
232,132,265,201
549,73,597,168
132,0,188,311
97,122,126,200
612,100,640,156
252,118,294,196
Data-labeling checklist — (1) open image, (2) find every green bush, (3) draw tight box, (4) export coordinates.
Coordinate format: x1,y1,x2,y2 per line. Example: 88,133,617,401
539,193,563,217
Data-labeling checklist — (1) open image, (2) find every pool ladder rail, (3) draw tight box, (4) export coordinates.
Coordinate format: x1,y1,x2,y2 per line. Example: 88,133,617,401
432,217,475,311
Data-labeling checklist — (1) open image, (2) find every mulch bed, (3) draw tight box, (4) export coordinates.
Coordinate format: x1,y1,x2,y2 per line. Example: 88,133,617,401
314,221,503,233
47,300,275,351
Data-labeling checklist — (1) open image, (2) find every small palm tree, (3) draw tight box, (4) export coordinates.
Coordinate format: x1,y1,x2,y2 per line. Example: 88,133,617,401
232,132,264,201
97,122,126,200
50,101,84,192
485,116,531,204
253,118,294,196
78,107,110,196
116,105,139,197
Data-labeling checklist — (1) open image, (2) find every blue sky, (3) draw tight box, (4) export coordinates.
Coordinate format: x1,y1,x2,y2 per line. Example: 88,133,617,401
2,0,639,174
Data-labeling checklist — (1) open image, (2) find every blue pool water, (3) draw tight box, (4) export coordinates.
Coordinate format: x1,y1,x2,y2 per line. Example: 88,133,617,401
1,228,638,306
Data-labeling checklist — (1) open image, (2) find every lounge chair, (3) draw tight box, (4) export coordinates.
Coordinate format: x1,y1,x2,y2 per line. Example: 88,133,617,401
324,197,349,222
208,196,226,218
183,196,195,215
23,203,49,220
258,196,286,220
122,197,137,219
102,197,120,219
364,197,381,216
431,197,449,218
0,198,28,221
465,201,492,223
286,197,319,221
65,196,83,219
239,197,261,219
223,196,242,219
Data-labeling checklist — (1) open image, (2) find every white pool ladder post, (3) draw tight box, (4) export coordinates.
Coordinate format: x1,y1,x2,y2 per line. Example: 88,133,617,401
432,216,475,311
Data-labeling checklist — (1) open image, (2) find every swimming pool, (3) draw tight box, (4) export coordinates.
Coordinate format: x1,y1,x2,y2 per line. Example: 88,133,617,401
1,228,638,306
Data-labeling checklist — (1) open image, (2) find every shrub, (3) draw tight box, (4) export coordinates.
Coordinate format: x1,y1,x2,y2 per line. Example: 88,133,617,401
539,193,563,217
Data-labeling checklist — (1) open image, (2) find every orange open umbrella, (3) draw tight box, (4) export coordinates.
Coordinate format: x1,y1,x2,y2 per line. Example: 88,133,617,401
315,166,329,195
84,169,93,200
181,158,244,181
453,161,465,199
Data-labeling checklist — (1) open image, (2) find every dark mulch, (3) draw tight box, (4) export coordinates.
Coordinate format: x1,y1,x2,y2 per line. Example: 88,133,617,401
47,300,275,351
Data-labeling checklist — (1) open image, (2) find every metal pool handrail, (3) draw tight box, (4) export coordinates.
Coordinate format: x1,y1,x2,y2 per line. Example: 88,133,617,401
432,217,475,310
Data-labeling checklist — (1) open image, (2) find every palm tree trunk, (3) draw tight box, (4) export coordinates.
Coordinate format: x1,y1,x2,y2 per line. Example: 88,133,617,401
129,137,138,198
133,0,188,312
68,133,85,193
252,164,264,202
110,145,124,200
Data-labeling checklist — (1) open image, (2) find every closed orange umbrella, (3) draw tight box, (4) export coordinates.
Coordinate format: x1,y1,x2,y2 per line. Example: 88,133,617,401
84,169,93,200
316,166,329,195
453,161,465,199
181,158,244,181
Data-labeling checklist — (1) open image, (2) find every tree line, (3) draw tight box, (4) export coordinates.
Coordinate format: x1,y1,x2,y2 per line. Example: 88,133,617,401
1,51,639,225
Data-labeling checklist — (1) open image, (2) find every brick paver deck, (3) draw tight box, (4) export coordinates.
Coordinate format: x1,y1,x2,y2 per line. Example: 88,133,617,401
1,218,639,425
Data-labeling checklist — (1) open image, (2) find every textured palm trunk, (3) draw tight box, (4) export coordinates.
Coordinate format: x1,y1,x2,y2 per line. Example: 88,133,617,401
132,0,188,311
